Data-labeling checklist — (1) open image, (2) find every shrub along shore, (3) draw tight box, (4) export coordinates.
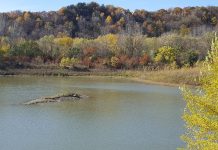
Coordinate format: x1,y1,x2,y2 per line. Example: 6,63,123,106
0,29,211,88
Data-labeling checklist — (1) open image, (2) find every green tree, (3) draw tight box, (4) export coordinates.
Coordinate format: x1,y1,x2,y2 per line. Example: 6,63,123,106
185,51,199,67
181,35,218,149
67,47,81,58
178,50,199,67
9,41,42,58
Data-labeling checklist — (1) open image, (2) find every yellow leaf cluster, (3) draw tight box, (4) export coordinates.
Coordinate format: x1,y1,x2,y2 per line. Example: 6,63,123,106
96,34,118,52
60,57,79,68
181,34,218,149
154,46,177,64
105,16,112,24
0,37,10,54
54,37,74,47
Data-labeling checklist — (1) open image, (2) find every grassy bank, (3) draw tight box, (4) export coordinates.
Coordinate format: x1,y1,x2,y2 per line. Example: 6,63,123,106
119,67,200,86
0,67,200,86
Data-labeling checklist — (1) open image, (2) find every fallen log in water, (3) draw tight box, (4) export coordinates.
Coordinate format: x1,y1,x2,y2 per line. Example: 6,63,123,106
24,93,86,105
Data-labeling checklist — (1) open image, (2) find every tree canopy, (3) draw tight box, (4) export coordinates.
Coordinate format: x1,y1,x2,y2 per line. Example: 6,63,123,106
1,3,218,39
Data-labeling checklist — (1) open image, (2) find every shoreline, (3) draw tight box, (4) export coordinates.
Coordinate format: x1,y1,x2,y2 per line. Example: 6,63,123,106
0,68,200,87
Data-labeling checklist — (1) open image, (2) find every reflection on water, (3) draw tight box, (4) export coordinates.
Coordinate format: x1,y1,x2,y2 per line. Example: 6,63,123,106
0,76,185,150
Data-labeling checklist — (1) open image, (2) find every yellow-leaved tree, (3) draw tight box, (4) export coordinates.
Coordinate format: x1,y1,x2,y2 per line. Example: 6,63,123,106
54,36,74,57
0,36,10,55
180,34,218,149
96,34,118,53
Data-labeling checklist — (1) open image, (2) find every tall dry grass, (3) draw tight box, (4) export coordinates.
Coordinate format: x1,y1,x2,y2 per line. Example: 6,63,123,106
121,67,201,86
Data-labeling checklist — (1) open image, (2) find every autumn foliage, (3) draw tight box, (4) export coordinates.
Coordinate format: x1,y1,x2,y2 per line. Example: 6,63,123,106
181,35,218,149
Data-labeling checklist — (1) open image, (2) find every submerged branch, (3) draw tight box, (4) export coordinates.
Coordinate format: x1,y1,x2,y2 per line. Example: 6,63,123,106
24,93,87,105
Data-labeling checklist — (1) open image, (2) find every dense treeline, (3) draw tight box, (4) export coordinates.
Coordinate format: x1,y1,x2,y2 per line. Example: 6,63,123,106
0,2,217,69
0,2,218,39
0,32,214,69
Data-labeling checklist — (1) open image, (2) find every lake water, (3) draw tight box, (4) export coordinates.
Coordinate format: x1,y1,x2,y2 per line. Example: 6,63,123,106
0,76,185,150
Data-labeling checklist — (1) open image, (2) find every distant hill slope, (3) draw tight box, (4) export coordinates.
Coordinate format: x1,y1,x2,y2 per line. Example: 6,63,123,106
0,2,218,39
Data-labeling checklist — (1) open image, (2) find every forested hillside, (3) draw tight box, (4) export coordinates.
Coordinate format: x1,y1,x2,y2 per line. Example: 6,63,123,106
0,2,218,39
0,2,217,70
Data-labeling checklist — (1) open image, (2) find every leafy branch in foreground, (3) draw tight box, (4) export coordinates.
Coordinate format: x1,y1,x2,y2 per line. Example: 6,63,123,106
180,34,218,149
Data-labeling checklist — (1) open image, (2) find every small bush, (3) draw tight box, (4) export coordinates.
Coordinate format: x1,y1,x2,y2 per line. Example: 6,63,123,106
155,46,177,64
60,57,79,68
111,56,121,68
